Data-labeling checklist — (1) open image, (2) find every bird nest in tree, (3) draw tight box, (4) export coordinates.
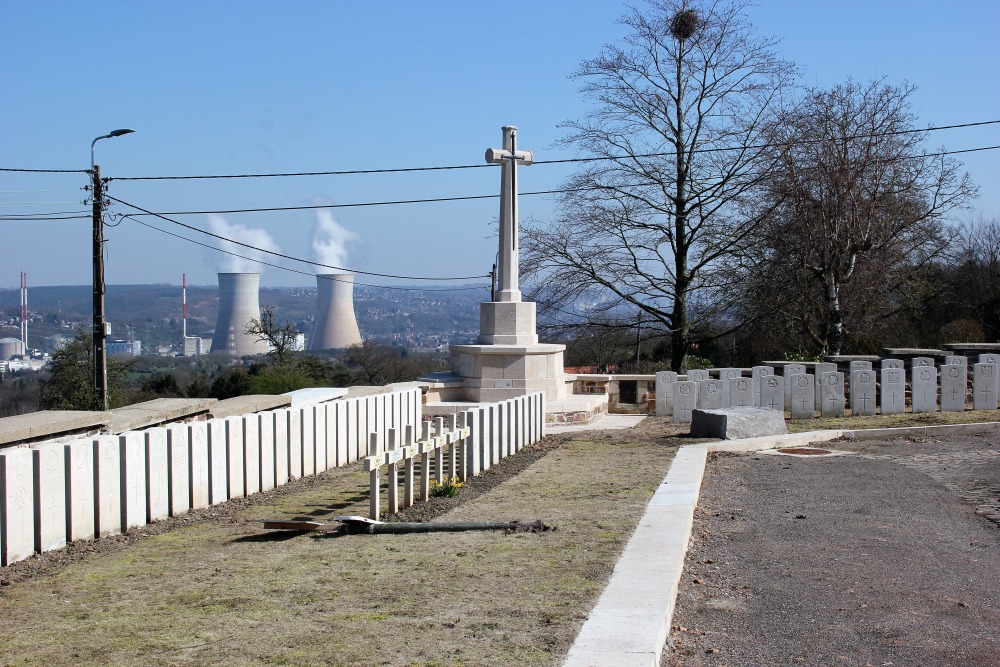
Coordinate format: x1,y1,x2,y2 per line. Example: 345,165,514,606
670,9,700,40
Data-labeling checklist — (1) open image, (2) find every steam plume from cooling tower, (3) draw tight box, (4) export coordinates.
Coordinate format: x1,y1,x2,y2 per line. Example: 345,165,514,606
311,210,359,272
208,215,281,273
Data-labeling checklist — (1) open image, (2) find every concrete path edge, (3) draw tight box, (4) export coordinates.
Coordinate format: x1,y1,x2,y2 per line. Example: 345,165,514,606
562,422,1000,667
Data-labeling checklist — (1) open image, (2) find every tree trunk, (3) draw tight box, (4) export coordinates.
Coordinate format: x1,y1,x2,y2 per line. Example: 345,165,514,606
825,277,843,356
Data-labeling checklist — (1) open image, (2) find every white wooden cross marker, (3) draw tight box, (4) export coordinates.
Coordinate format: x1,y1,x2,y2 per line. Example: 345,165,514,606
485,125,534,303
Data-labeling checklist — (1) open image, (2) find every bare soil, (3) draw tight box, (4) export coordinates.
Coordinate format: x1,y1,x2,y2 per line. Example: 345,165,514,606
0,418,693,667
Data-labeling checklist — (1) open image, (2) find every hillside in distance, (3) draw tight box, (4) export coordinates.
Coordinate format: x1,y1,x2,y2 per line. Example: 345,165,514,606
0,283,487,352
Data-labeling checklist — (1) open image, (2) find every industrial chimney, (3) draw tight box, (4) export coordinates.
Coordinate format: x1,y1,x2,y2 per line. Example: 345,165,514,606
308,273,362,350
211,272,270,356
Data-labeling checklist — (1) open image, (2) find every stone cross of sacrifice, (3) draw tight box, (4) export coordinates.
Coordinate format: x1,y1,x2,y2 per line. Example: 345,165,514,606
486,125,533,303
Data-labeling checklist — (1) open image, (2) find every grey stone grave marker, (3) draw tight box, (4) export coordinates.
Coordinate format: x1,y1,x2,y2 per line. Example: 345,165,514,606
820,371,845,417
64,439,95,542
673,381,698,423
751,366,773,407
243,415,261,496
687,369,709,383
226,416,246,499
850,370,877,416
207,420,228,506
881,358,904,370
655,371,678,416
789,373,815,419
782,364,806,407
849,360,872,373
699,379,725,410
167,424,190,516
912,366,938,413
911,356,935,371
880,367,906,415
1,448,35,566
945,355,967,368
978,355,1000,406
729,376,753,408
188,422,210,510
814,363,837,409
144,428,169,524
119,433,147,531
940,364,967,412
760,375,784,412
93,435,121,537
718,368,741,405
973,363,998,410
32,441,66,554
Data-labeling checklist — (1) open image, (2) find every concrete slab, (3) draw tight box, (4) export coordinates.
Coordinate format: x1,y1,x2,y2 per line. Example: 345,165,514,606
546,414,645,433
0,411,110,448
208,394,291,419
108,398,216,434
281,387,348,407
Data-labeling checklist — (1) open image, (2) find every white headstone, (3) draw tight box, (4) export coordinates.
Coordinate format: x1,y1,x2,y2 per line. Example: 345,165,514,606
849,360,873,373
813,363,837,409
687,369,709,383
759,375,784,412
144,428,169,523
672,381,698,423
911,366,938,414
226,417,245,499
93,436,121,537
945,355,966,368
167,424,190,516
820,372,845,417
274,410,289,486
243,414,261,496
782,364,806,406
300,407,316,478
334,402,348,467
341,400,355,465
1,448,35,565
940,364,967,412
207,420,228,505
259,412,276,492
32,442,66,553
973,363,998,411
850,370,877,417
881,358,904,370
789,373,815,419
286,409,302,480
119,432,147,531
751,366,773,407
188,422,210,510
321,404,335,472
729,376,753,408
880,367,906,415
64,439,95,542
978,355,1000,406
699,379,725,410
655,372,676,416
911,356,935,371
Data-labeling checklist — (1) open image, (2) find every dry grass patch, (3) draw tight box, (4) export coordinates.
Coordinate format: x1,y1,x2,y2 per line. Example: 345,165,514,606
0,428,680,667
787,409,1000,433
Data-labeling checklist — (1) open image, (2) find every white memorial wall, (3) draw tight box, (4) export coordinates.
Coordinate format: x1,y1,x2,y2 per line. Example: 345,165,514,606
0,389,551,568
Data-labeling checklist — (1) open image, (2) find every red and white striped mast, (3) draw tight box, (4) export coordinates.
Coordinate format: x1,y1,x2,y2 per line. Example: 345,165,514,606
20,271,27,352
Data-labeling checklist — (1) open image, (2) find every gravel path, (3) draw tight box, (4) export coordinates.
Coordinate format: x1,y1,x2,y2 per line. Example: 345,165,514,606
663,430,1000,667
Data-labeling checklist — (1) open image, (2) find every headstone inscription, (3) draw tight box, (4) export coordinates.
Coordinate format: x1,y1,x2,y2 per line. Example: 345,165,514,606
699,379,725,410
849,360,873,373
814,363,837,409
1,448,34,566
144,428,169,524
655,371,678,416
850,370,877,416
911,356,935,371
730,377,753,408
940,364,967,412
912,366,938,413
760,375,784,412
944,355,967,368
880,367,906,415
820,372,845,418
973,363,998,411
789,374,815,419
673,381,698,423
782,364,806,407
64,439,95,542
751,366,773,407
32,442,66,554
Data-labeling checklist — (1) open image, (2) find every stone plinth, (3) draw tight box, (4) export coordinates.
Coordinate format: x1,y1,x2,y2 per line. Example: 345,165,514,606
450,342,567,402
690,407,788,440
478,301,538,345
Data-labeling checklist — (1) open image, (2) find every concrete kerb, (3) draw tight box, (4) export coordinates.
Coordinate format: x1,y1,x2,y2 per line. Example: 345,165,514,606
563,422,1000,667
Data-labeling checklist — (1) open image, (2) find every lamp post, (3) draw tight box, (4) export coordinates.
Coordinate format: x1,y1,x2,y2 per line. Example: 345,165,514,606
91,128,134,411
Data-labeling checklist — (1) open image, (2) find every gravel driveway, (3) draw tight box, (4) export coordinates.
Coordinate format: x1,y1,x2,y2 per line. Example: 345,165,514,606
663,429,1000,667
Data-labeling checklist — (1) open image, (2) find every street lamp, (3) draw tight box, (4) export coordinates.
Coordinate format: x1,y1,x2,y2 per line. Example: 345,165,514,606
91,128,134,411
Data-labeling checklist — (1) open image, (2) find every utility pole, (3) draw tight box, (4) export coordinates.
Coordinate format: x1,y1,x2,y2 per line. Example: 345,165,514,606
92,164,108,411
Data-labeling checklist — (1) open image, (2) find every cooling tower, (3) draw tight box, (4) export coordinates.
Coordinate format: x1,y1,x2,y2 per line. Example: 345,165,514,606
211,272,270,357
309,273,363,350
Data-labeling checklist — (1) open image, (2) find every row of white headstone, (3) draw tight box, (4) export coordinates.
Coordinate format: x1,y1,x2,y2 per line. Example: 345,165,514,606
656,355,1000,423
0,389,422,567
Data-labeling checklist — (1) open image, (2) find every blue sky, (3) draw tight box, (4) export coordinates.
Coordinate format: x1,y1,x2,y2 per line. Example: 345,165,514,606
2,0,998,289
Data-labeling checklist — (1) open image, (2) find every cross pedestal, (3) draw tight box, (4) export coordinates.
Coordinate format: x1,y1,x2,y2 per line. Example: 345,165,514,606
449,125,567,402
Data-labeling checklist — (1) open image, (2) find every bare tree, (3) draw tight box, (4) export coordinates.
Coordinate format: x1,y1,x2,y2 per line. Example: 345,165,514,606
760,79,975,355
245,306,301,365
522,0,795,371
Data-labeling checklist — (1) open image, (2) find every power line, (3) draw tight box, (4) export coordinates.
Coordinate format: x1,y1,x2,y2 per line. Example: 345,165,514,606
112,162,493,181
107,195,491,282
0,167,88,174
0,214,90,221
125,215,489,293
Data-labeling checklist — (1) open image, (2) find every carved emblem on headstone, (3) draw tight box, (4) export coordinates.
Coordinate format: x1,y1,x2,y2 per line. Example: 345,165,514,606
920,369,931,381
